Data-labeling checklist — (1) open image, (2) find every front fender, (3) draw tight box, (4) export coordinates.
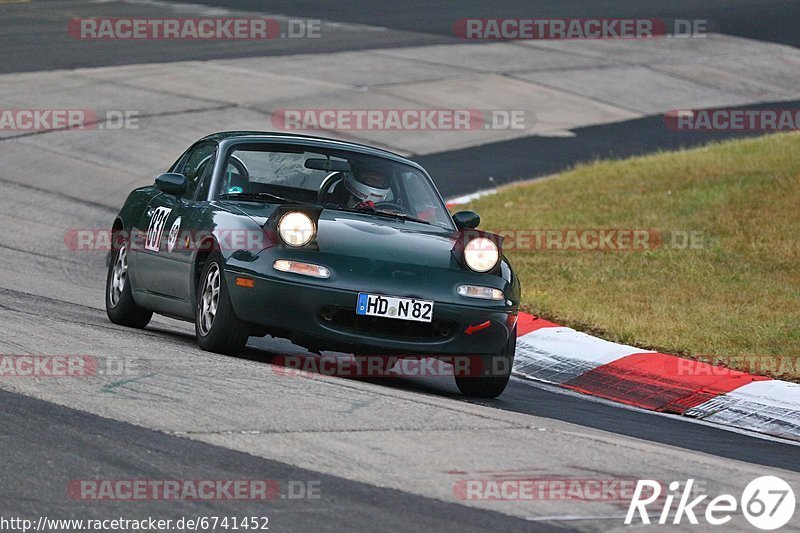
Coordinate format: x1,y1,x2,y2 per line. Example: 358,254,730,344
188,206,270,308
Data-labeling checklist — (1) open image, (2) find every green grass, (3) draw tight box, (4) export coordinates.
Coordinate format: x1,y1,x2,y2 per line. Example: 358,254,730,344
461,133,800,380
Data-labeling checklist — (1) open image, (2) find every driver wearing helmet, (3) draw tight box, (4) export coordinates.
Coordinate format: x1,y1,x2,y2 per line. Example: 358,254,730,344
341,161,393,209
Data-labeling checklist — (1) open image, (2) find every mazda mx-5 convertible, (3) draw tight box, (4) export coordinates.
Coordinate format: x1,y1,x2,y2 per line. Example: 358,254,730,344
105,132,521,397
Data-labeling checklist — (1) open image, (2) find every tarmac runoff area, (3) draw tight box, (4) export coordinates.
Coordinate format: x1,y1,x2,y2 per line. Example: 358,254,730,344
0,31,799,210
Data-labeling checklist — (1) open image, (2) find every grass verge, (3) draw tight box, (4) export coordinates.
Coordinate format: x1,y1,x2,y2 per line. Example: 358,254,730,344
460,133,800,380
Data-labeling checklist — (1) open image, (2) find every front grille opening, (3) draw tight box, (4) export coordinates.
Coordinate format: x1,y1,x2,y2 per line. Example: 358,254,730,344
318,306,457,339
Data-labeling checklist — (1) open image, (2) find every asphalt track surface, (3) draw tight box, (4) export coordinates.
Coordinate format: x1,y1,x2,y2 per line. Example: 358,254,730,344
3,1,798,197
1,388,539,532
3,0,798,74
2,1,800,531
188,0,800,48
418,100,800,197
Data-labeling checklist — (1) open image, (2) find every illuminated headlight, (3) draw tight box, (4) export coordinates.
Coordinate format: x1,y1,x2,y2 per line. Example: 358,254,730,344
457,285,504,300
278,211,315,247
464,237,499,272
274,260,330,278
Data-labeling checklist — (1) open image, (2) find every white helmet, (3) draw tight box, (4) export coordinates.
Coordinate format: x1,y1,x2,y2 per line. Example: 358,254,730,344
344,168,391,203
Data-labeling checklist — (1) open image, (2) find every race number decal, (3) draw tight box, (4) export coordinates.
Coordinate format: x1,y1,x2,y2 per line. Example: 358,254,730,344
145,207,172,252
167,217,182,253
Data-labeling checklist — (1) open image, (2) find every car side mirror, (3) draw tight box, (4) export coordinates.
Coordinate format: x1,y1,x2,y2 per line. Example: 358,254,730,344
453,210,480,230
155,173,188,198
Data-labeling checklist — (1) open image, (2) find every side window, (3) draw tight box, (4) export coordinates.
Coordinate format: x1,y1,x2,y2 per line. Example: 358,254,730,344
402,172,449,226
178,142,217,200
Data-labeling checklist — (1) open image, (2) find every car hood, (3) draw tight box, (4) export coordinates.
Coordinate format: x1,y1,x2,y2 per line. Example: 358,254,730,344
316,210,458,269
223,203,514,301
223,202,459,269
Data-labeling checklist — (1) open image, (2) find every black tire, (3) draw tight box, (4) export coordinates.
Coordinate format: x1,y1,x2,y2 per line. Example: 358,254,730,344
455,325,516,398
195,252,250,355
105,234,152,328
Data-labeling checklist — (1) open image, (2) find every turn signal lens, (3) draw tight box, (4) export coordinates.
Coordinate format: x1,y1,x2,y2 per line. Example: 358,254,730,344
235,277,255,288
273,260,330,279
457,285,504,300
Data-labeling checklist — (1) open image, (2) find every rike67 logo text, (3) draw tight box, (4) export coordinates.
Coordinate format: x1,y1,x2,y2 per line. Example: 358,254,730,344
626,476,795,530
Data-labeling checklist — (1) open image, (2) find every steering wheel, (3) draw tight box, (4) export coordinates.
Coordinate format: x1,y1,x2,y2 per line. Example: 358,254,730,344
226,155,249,180
317,171,344,204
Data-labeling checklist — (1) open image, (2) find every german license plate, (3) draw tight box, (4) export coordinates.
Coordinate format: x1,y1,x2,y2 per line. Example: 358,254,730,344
356,293,433,323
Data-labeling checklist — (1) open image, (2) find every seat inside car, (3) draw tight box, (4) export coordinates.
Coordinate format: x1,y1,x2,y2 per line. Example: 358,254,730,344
223,172,249,194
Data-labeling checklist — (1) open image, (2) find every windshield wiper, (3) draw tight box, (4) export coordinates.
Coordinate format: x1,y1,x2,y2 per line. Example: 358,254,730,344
339,207,432,226
219,192,317,206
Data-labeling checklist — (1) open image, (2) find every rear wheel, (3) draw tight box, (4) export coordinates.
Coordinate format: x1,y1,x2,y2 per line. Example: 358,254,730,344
455,326,516,398
105,235,152,328
195,252,250,355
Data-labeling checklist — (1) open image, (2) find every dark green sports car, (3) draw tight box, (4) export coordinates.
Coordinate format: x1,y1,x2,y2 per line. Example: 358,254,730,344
105,132,521,397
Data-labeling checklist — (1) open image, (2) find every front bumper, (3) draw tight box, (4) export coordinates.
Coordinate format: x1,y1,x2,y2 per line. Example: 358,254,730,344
224,270,516,355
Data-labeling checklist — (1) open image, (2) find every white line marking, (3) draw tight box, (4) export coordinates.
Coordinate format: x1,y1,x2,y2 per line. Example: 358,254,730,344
446,187,497,206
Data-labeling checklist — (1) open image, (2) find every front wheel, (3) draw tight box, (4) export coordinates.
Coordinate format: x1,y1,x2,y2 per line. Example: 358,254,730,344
195,252,250,355
106,235,152,328
455,325,516,398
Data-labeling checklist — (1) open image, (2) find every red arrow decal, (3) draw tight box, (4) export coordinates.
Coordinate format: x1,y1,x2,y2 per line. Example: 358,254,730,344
465,320,491,335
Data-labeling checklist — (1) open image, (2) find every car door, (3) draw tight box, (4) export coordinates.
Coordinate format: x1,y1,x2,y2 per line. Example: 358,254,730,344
136,142,216,302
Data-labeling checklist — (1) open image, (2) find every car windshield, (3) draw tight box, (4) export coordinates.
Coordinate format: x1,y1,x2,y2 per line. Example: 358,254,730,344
215,144,454,229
